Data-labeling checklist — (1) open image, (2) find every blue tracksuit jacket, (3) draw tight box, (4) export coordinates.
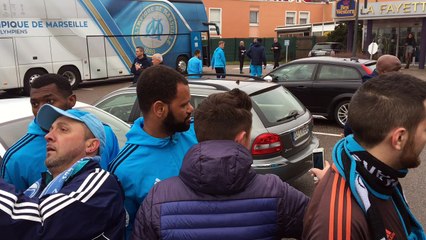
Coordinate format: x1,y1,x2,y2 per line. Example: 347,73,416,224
211,47,226,68
187,56,203,78
0,119,119,192
108,117,198,239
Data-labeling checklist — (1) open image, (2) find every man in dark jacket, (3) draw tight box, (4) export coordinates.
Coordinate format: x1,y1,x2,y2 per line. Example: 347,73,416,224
247,38,267,77
132,89,309,240
131,46,152,83
271,38,282,69
0,104,125,239
303,73,426,239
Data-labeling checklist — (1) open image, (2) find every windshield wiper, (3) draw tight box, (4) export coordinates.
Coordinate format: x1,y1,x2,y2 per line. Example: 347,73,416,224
276,110,299,122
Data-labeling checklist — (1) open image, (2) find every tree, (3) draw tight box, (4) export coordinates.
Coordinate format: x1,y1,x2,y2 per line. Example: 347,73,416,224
327,23,347,46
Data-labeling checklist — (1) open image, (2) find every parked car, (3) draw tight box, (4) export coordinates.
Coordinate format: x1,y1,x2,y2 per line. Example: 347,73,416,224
308,42,344,57
263,57,376,127
0,98,130,160
94,79,319,181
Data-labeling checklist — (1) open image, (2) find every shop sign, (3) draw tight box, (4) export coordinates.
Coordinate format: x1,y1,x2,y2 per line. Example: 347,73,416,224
359,1,426,19
335,0,356,17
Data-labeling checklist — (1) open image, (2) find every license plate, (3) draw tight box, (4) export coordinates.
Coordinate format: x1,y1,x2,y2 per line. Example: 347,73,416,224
293,125,309,141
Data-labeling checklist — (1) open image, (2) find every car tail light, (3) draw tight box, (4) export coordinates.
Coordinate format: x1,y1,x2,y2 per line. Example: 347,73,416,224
251,133,283,155
361,64,373,75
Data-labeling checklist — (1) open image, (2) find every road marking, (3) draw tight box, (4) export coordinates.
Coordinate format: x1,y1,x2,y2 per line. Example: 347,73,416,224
313,131,342,137
79,88,94,91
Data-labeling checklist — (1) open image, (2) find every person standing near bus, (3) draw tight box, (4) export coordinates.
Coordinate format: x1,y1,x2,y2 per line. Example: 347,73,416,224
131,46,152,84
238,41,246,74
211,41,226,78
271,38,282,69
151,53,163,66
187,49,203,79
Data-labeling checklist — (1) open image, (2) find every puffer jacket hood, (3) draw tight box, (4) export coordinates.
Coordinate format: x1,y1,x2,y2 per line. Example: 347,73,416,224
180,140,256,195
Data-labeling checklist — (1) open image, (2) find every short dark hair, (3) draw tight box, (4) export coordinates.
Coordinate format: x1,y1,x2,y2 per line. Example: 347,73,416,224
137,65,188,114
136,46,144,52
194,88,252,141
348,72,426,147
194,49,200,55
31,73,72,98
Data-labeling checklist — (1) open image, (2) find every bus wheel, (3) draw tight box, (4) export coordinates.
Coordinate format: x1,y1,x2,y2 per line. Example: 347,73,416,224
58,66,81,89
176,56,188,74
23,69,47,96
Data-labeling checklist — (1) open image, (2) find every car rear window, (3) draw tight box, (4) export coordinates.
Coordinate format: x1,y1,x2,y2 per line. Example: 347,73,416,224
250,86,305,124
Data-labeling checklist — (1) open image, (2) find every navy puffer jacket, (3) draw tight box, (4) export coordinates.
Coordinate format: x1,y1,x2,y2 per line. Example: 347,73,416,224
247,42,267,66
132,140,309,240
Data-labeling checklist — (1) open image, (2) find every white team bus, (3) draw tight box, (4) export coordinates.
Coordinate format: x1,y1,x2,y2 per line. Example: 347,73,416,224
0,0,216,94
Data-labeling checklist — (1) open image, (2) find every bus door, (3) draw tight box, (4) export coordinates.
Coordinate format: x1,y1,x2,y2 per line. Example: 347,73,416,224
0,38,19,90
87,36,108,79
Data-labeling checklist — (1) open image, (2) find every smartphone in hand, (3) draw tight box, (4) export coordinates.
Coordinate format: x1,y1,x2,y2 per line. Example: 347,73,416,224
312,148,325,170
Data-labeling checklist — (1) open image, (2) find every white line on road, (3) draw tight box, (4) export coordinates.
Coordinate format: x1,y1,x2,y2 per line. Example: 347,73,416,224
313,131,342,137
79,88,94,91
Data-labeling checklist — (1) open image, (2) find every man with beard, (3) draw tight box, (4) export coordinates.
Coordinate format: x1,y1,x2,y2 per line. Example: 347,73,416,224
303,73,426,239
108,65,197,239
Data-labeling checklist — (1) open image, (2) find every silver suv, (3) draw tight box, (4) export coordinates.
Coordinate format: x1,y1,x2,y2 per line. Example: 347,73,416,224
94,79,319,180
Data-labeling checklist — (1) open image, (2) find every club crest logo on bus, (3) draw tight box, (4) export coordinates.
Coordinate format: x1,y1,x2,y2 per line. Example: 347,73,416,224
132,3,178,56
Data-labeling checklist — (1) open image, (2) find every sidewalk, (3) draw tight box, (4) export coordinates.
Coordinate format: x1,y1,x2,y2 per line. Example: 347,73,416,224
400,66,426,81
203,64,426,81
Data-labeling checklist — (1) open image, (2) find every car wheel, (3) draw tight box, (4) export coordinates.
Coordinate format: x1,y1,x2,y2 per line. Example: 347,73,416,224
23,69,47,96
176,55,188,74
58,66,81,89
334,100,350,128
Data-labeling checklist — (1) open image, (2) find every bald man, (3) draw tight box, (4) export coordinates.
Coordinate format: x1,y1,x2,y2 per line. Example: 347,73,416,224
346,54,401,136
362,54,401,82
376,54,401,74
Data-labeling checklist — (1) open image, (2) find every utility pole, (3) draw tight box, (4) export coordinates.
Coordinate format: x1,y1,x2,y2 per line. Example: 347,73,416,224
351,0,361,57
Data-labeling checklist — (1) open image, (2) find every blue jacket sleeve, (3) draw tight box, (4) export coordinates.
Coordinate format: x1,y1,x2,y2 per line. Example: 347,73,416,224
198,59,203,74
0,170,125,240
100,124,120,169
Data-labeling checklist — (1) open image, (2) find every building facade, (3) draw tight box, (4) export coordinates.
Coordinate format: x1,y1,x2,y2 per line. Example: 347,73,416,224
203,0,335,38
334,0,426,68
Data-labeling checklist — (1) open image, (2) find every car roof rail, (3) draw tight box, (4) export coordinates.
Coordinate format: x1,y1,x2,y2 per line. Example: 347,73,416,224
189,82,231,91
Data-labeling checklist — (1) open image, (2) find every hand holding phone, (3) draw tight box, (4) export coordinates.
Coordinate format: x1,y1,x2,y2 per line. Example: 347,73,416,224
312,148,325,170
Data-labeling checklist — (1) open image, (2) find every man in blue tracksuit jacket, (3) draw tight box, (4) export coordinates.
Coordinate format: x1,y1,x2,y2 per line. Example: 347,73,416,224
187,49,203,79
0,104,125,239
108,65,197,239
211,41,226,78
0,74,119,192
